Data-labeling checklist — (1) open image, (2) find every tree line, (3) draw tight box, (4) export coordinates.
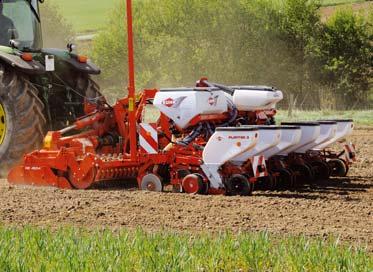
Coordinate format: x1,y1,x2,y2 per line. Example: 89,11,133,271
90,1,373,109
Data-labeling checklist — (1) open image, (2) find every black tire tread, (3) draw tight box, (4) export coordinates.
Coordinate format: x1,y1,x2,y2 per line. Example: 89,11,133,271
0,64,47,173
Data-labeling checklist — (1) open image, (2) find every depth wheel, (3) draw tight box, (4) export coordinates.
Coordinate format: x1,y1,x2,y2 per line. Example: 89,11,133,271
277,168,294,189
141,173,163,192
310,161,331,180
265,174,277,190
291,164,314,184
0,64,46,175
226,174,253,196
182,174,204,194
328,159,348,177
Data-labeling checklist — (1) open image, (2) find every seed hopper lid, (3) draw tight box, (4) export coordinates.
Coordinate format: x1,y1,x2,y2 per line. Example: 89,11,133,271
281,122,320,126
216,127,258,131
319,119,353,123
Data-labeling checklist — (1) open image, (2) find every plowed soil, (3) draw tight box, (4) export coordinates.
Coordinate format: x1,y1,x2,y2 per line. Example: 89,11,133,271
0,128,372,249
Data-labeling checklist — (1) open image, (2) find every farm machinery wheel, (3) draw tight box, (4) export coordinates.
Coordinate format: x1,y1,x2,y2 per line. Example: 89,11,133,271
140,173,163,192
266,174,278,190
310,161,331,180
291,164,314,184
328,159,348,177
226,174,253,196
182,173,205,194
276,168,295,189
0,64,46,175
68,168,96,189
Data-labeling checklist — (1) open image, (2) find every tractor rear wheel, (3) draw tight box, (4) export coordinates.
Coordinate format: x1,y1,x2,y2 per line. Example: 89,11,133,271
0,64,46,175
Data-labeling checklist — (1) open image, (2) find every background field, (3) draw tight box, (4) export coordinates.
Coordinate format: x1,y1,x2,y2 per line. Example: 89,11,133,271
49,0,119,33
49,0,369,33
276,110,373,126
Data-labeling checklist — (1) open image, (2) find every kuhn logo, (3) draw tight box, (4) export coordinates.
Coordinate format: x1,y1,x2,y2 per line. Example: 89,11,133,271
163,98,174,107
162,96,187,108
208,95,219,106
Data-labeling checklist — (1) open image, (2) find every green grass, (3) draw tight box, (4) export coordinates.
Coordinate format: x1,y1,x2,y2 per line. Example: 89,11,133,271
276,110,373,126
0,227,371,271
49,0,119,33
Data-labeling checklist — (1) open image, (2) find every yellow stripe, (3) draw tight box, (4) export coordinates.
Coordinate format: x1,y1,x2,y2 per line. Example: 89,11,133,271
0,102,6,145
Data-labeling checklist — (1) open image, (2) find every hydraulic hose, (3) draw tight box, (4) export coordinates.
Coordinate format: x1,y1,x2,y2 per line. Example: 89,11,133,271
219,98,238,127
177,123,204,146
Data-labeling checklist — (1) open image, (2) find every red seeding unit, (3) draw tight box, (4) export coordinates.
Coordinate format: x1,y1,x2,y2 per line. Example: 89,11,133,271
7,0,356,196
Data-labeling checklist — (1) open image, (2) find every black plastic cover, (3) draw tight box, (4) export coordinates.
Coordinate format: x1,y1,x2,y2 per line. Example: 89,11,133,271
0,51,45,75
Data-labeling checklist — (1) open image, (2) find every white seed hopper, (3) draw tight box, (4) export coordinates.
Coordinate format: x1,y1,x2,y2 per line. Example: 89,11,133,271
279,122,320,155
293,121,338,153
262,126,302,159
313,120,354,150
230,86,283,111
153,88,228,129
232,126,282,162
202,127,259,189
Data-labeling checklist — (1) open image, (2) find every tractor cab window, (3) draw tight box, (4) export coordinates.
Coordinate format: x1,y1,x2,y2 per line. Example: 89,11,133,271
0,0,42,50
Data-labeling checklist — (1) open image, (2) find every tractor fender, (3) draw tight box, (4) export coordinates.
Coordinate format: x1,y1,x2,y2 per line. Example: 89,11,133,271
42,48,101,75
0,51,45,75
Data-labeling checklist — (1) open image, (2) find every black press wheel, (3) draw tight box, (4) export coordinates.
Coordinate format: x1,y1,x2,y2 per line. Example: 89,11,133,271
310,160,331,181
291,164,314,184
226,174,253,196
328,159,348,177
277,168,295,189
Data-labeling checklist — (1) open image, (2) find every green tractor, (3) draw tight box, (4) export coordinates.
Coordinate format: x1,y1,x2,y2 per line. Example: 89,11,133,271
0,0,103,173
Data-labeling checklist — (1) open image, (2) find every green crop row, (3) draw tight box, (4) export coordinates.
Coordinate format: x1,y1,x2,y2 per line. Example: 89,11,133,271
0,227,371,271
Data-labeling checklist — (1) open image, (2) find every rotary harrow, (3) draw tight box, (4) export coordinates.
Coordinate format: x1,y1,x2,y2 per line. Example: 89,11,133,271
7,0,356,196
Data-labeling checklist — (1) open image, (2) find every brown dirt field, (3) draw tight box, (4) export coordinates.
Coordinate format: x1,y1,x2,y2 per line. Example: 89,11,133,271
320,2,373,22
0,128,372,249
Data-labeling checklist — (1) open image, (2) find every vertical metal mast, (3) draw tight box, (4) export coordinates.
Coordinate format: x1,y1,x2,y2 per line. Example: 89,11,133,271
126,0,137,160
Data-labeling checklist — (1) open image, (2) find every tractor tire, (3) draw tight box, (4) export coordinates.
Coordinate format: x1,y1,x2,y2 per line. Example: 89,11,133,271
0,64,46,175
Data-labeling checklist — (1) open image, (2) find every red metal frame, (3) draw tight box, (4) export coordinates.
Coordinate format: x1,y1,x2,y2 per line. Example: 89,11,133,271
126,0,137,161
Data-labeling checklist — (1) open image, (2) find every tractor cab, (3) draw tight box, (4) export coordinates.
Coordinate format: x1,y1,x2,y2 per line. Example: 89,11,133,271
0,0,42,50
